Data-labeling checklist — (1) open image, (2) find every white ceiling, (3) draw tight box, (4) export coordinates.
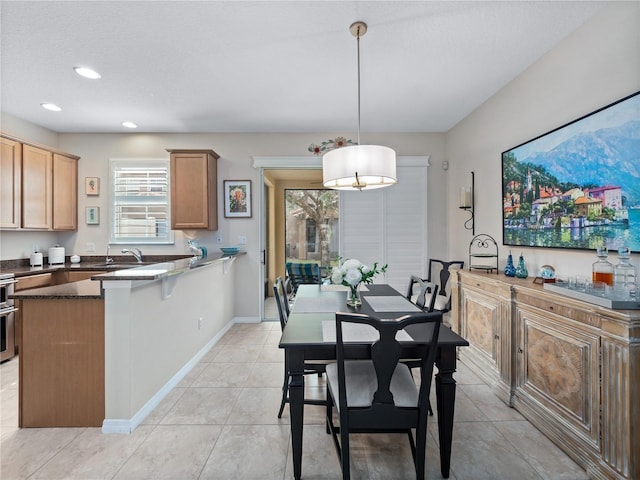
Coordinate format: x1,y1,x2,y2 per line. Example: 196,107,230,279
0,1,607,134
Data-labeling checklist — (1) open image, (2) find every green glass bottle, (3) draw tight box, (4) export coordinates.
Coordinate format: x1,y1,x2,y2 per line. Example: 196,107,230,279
515,254,528,279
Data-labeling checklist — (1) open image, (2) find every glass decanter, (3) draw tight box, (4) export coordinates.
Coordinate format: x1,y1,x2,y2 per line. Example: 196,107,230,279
614,246,637,296
592,246,614,286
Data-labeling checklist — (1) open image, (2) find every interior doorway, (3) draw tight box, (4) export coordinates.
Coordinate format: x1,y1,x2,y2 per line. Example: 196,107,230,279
261,168,325,320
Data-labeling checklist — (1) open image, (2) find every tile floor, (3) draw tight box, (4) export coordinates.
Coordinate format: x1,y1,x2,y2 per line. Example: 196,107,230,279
1,321,589,480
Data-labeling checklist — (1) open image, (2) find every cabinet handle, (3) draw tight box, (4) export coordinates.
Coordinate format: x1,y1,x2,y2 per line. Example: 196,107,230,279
494,334,500,339
518,348,524,353
549,306,554,310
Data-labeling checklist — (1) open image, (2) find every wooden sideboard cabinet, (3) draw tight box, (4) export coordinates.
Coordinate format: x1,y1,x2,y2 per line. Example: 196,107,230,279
454,270,639,480
168,149,219,230
1,133,79,231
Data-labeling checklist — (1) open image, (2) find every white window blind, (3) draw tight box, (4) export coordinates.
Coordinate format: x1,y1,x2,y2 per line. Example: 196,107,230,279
109,158,173,244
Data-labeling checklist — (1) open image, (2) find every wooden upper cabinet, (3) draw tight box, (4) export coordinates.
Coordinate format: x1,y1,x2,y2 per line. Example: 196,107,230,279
0,137,22,229
22,145,53,230
52,154,78,230
0,134,79,231
168,149,219,230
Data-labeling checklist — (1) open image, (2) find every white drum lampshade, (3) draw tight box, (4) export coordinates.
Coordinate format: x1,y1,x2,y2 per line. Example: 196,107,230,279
323,144,397,190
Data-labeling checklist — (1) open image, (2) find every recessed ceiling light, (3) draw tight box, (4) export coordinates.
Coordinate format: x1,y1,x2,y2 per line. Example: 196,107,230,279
41,103,62,112
121,121,138,129
74,67,101,79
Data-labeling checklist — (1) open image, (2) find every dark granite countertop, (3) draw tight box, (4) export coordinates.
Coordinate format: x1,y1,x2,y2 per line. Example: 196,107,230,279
1,254,193,277
8,252,244,299
93,254,242,281
11,278,103,299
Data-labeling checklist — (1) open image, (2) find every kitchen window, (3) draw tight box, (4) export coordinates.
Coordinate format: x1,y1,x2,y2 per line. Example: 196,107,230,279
109,158,174,244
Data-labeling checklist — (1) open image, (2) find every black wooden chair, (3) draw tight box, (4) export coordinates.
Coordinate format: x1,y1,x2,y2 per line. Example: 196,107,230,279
275,276,290,318
274,276,326,418
404,275,439,416
426,259,464,313
405,275,439,311
286,261,321,296
325,311,442,480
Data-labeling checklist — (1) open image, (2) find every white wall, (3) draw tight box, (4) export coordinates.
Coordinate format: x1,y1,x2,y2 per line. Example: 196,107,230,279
446,2,640,278
0,129,446,317
1,112,59,147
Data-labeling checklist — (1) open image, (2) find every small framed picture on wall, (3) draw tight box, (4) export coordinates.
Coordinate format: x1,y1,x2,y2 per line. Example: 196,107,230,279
86,206,100,225
85,177,99,195
224,180,252,218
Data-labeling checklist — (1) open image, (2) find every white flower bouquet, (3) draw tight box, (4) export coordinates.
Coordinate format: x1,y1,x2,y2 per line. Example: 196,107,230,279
330,258,388,307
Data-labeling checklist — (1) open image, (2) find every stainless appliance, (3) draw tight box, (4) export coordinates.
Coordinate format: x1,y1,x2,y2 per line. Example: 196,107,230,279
0,273,18,362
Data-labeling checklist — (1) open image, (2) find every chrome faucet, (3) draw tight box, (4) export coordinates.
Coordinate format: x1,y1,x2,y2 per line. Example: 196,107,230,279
121,248,143,263
187,240,202,257
105,245,114,264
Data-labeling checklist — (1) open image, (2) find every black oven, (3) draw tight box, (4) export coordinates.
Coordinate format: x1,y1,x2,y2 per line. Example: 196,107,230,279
0,274,17,362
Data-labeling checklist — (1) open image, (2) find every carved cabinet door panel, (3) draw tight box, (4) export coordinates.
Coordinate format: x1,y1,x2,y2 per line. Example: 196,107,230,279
515,305,600,449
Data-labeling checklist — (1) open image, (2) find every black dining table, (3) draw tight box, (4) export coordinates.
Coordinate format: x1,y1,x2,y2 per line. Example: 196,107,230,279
279,283,469,479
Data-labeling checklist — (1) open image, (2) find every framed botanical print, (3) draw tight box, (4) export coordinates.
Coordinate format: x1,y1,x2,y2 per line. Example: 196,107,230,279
85,177,99,195
224,180,252,218
86,206,100,225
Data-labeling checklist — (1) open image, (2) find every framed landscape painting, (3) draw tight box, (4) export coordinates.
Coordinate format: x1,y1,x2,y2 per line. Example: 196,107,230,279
502,91,640,252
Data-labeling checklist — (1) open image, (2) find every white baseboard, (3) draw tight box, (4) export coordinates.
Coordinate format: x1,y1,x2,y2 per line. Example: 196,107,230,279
233,316,261,324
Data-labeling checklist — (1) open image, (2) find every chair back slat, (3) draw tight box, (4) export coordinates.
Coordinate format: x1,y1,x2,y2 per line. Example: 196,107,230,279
406,275,439,311
427,259,464,312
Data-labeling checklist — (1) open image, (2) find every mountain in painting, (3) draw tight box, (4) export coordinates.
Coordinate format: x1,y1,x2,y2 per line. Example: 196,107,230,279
522,120,640,204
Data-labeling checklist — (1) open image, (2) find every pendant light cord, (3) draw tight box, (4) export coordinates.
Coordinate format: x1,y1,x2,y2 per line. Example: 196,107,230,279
356,25,361,147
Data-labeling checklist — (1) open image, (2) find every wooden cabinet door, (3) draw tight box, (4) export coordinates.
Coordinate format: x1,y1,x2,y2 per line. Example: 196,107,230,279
460,286,501,367
0,137,22,228
457,272,514,403
52,154,78,230
514,304,600,449
169,149,219,230
22,145,52,229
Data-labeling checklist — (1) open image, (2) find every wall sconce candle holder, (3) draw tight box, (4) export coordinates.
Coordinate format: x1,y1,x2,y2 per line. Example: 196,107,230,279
459,171,474,234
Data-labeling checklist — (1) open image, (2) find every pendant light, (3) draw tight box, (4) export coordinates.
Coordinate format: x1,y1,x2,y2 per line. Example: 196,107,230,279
323,21,397,191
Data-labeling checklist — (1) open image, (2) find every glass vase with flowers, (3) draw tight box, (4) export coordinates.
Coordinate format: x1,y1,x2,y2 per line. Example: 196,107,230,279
330,258,388,307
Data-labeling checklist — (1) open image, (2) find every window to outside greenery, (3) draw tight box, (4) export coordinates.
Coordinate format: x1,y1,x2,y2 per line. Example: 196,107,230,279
109,158,173,244
285,189,339,269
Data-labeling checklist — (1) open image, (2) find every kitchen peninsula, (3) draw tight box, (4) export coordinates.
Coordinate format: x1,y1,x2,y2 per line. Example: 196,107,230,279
11,255,242,432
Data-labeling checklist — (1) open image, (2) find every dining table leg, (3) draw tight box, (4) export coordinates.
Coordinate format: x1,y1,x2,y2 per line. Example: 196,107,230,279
287,349,305,480
435,345,458,479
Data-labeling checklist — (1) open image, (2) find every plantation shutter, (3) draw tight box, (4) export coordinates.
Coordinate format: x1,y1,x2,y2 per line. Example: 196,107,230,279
340,158,428,293
109,158,173,244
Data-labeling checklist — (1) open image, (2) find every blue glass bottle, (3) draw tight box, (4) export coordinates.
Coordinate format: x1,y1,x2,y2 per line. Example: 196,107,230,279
504,252,516,277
